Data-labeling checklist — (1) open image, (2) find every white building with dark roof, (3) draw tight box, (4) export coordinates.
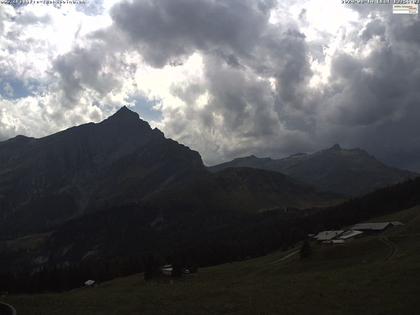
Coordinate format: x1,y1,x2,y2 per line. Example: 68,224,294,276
314,230,344,242
352,222,392,231
339,230,364,240
161,264,173,276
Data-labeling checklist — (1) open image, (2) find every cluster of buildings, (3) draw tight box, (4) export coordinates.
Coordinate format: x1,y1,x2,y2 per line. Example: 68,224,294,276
84,279,96,287
160,264,193,277
310,221,403,244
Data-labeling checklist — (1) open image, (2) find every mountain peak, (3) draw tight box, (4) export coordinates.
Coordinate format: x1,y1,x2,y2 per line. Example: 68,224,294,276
101,106,153,132
108,106,140,121
10,135,33,141
2,135,35,145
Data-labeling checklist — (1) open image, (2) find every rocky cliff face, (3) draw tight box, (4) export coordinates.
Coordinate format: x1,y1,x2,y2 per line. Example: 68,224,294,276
0,107,204,236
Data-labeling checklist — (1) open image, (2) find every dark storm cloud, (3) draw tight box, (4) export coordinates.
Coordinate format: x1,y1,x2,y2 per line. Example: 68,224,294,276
110,0,276,67
348,24,419,122
271,30,312,111
203,54,278,136
202,26,312,137
361,19,386,42
53,44,120,104
390,17,420,45
324,47,414,127
316,12,420,171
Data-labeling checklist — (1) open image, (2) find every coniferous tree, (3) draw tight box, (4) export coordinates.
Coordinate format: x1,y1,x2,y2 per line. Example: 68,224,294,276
144,254,160,281
300,239,312,260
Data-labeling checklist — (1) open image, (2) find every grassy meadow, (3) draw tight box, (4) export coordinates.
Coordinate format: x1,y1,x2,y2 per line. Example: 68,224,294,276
4,206,420,315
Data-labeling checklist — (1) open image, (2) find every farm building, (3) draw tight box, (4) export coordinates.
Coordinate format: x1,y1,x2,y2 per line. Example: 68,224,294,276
313,229,363,244
352,221,406,232
314,230,344,242
312,221,403,245
161,264,173,276
339,230,364,240
352,222,391,231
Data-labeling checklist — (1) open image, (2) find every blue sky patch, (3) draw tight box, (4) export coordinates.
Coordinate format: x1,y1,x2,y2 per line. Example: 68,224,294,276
131,96,163,122
0,77,40,100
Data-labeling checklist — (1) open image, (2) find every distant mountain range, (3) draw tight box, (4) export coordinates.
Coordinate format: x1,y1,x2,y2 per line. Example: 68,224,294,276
0,107,418,276
0,107,336,239
209,144,417,196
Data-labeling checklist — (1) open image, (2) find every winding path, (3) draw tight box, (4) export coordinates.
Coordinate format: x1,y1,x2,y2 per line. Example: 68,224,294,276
269,250,299,265
380,236,398,261
0,302,16,315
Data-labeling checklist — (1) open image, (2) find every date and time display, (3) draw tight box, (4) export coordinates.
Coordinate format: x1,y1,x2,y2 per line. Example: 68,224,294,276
0,0,417,15
342,0,419,14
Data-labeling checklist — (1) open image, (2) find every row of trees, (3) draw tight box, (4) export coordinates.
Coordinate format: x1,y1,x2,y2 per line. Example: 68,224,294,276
0,256,144,293
0,251,202,293
0,219,303,294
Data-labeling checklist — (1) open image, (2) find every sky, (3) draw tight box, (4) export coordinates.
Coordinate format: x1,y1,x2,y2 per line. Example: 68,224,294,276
0,0,420,170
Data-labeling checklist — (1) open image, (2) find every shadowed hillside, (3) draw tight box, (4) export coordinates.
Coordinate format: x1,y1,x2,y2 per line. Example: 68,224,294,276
5,204,420,315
